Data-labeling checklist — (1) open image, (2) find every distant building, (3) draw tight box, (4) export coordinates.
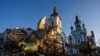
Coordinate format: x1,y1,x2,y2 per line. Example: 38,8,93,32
68,15,96,55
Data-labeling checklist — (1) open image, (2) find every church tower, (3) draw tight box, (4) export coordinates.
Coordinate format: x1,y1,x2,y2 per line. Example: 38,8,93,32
38,6,62,33
50,6,62,33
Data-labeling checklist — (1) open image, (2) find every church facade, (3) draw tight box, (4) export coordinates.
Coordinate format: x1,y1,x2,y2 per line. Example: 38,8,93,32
68,15,96,55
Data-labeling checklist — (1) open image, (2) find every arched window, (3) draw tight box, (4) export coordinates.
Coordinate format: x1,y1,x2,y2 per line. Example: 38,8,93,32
52,21,54,26
78,39,80,44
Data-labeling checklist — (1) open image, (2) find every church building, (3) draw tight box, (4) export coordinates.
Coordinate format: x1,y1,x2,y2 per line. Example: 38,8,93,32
68,15,96,55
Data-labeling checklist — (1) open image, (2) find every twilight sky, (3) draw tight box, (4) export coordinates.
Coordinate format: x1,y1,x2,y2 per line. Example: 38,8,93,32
0,0,100,45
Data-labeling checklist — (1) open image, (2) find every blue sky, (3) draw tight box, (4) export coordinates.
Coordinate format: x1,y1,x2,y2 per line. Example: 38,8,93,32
0,0,100,44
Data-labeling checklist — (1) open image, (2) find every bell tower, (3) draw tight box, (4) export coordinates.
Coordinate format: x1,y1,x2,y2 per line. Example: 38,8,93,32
50,6,62,33
74,15,82,31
